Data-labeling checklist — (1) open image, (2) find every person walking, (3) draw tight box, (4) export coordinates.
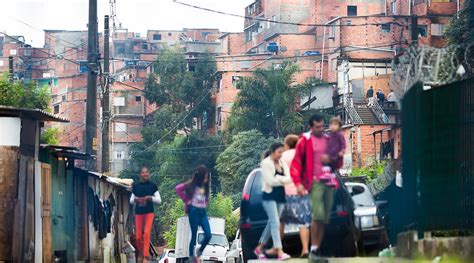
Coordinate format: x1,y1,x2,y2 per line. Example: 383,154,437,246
290,114,334,258
280,135,312,258
130,167,162,263
367,86,375,107
377,89,386,107
387,89,398,107
176,165,212,263
254,143,292,261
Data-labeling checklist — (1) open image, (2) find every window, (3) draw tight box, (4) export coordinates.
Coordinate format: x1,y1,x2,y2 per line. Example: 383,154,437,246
54,105,60,114
135,96,142,102
418,25,428,37
347,6,357,16
0,60,4,67
115,122,127,132
168,32,172,36
24,49,32,56
113,97,125,106
141,43,148,50
431,23,446,36
153,34,162,41
232,76,241,86
329,24,336,39
62,95,67,101
10,49,17,55
201,32,211,39
216,107,222,126
53,78,59,87
391,1,397,14
115,151,125,159
217,78,222,93
381,23,391,33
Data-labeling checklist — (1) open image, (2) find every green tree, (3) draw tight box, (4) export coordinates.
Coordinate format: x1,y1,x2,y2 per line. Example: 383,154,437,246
0,75,50,109
445,0,474,74
156,131,223,203
216,130,278,202
144,48,216,135
40,127,61,145
226,61,309,137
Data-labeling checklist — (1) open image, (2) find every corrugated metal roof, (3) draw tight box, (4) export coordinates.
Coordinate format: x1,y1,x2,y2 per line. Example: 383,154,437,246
41,145,94,160
0,106,69,122
75,168,132,190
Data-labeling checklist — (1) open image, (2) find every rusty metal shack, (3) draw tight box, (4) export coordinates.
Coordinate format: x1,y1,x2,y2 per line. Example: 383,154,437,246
39,145,134,262
0,106,67,262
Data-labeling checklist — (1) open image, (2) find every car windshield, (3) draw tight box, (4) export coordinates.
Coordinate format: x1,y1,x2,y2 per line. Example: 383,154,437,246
198,233,228,247
347,184,375,207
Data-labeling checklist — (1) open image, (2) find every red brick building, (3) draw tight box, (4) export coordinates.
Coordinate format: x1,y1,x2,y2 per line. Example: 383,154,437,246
214,0,323,132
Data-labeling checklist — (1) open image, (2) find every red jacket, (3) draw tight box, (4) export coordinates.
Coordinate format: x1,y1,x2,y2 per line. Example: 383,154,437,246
290,132,316,191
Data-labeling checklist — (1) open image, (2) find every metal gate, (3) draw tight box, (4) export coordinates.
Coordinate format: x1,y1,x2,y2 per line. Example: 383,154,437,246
376,78,474,243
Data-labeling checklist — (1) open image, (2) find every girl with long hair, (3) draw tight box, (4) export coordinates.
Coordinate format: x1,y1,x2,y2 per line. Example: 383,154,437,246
255,143,292,261
130,166,162,263
176,165,212,263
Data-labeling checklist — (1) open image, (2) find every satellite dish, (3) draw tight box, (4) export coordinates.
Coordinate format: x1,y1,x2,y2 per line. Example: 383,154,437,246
280,46,288,52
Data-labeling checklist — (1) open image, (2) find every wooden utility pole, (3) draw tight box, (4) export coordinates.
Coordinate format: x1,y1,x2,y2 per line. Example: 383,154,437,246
8,56,14,82
101,15,110,174
85,0,98,170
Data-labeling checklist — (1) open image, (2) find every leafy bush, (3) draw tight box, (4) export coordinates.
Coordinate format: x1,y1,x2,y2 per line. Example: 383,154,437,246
351,159,387,182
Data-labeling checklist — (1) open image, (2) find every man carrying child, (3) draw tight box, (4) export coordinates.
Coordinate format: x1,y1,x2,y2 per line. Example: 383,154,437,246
290,115,346,258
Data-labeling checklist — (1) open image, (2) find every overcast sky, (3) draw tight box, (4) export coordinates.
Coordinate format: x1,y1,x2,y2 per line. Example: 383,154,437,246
1,0,254,47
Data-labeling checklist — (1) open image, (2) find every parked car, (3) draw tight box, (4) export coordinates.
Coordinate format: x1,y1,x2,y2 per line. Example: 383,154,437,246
345,182,390,253
239,169,361,262
159,249,176,263
226,230,243,263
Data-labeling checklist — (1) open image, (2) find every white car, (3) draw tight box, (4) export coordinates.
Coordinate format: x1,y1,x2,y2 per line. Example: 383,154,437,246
159,249,176,263
226,230,242,263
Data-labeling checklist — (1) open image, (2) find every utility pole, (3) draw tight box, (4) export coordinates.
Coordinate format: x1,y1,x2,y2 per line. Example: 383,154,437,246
8,56,14,82
101,15,111,174
85,0,98,170
411,15,419,46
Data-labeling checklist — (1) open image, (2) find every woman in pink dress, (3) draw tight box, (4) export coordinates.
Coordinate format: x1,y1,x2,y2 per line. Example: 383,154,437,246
280,135,311,258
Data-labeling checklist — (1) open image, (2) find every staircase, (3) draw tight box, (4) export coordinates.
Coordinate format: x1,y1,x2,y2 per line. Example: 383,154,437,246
353,104,380,124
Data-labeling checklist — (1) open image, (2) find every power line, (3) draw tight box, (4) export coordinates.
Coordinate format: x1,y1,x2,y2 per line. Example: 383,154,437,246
172,0,406,28
109,41,404,65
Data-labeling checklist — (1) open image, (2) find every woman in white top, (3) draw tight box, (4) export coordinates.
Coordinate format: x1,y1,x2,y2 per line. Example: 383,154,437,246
254,143,292,261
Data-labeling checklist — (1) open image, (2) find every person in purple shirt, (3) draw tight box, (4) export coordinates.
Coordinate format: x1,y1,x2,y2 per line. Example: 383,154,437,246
176,165,211,263
320,117,346,188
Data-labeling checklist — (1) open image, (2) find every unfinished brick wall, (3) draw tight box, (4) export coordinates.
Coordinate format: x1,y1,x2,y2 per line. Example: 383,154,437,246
342,125,401,168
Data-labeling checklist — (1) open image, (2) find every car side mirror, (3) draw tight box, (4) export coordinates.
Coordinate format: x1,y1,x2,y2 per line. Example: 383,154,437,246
376,200,389,209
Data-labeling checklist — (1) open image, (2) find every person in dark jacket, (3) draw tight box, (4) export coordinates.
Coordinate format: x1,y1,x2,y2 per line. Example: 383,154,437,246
130,167,161,263
367,86,375,107
377,89,386,106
